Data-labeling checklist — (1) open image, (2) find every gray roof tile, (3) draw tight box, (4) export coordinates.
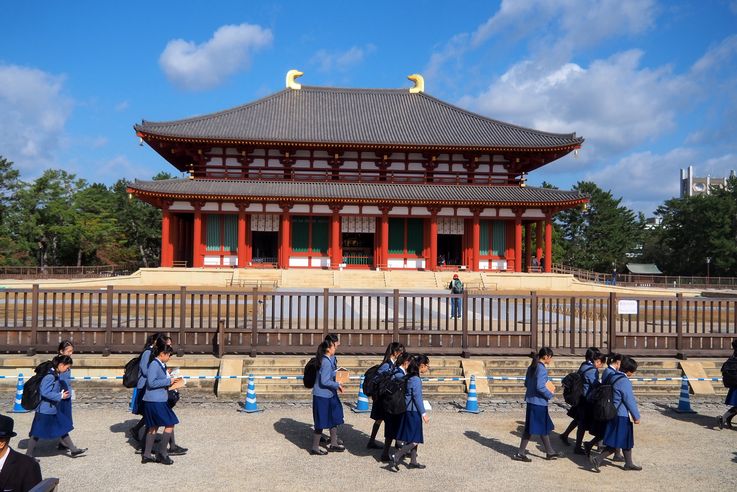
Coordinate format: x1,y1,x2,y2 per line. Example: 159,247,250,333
135,87,583,150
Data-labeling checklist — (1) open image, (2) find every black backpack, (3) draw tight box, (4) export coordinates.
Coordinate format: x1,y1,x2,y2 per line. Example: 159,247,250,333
21,361,55,411
303,357,319,389
362,364,381,397
722,357,737,388
123,355,141,388
562,366,595,406
451,279,464,294
381,373,410,415
590,373,626,422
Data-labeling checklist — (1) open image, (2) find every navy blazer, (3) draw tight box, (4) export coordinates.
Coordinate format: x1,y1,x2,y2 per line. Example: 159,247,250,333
405,374,426,415
578,361,599,397
142,358,171,402
312,355,340,398
37,371,64,415
377,360,394,375
524,362,554,406
601,365,616,382
0,448,42,492
609,370,640,420
136,348,153,390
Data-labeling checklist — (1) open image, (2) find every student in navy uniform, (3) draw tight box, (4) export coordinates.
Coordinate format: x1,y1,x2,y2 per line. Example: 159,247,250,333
130,332,165,445
381,351,412,462
391,354,430,471
585,353,625,461
55,340,75,452
560,347,605,454
512,347,562,462
590,356,642,472
717,340,737,429
310,338,345,455
26,355,87,458
367,342,405,450
141,344,183,465
0,415,42,492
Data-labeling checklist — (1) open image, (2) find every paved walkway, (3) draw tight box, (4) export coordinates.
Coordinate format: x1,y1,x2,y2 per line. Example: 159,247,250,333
6,399,736,491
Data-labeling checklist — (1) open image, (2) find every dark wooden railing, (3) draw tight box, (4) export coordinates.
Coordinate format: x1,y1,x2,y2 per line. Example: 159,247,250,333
0,286,734,357
0,265,136,279
552,264,737,290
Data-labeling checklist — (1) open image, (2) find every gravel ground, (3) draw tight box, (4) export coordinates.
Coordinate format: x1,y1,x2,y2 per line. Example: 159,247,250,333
6,398,737,491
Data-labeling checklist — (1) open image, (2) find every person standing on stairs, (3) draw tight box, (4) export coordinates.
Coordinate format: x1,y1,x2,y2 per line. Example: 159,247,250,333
449,274,464,319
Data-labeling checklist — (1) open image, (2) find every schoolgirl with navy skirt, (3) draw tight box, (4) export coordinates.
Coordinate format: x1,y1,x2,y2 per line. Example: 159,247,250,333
561,348,605,454
141,344,183,465
585,353,625,461
381,352,411,462
368,342,405,450
56,340,75,451
391,354,430,471
717,340,737,429
512,347,562,462
27,355,87,458
129,332,165,445
590,356,642,472
310,339,345,455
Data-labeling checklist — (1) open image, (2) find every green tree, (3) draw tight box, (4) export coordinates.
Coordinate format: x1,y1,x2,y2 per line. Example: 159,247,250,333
110,175,164,267
0,157,26,265
556,181,643,272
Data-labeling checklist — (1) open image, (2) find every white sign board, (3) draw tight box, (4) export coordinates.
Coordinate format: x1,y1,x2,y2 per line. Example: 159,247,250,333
618,299,638,315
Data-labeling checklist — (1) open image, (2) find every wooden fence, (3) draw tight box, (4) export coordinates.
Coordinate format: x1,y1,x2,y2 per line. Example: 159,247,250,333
0,286,735,357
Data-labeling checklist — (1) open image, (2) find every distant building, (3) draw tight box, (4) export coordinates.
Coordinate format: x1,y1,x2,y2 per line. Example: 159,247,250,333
643,216,662,230
680,165,736,198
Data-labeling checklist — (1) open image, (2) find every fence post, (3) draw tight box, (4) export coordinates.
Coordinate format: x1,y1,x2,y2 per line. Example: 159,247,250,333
28,284,39,356
104,286,113,356
392,289,400,341
530,291,538,350
217,319,225,358
569,296,576,355
607,292,617,352
461,290,470,358
250,287,258,357
323,288,330,336
675,292,683,354
178,286,186,357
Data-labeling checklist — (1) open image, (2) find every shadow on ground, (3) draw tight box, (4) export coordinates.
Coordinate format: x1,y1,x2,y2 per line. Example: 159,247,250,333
651,403,719,430
273,417,377,459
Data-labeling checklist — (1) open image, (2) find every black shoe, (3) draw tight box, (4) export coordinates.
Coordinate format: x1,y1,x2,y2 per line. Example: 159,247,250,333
141,455,159,464
511,453,532,462
590,454,601,472
583,441,594,456
407,463,426,469
545,452,563,460
70,448,87,457
380,454,392,463
168,445,188,456
559,434,570,446
717,415,724,429
573,447,586,455
624,463,642,471
158,455,174,465
367,441,383,450
57,444,67,451
310,449,327,456
327,444,345,452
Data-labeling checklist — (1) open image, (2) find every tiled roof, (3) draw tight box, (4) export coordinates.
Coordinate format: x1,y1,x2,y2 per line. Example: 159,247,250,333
128,179,588,206
135,86,583,151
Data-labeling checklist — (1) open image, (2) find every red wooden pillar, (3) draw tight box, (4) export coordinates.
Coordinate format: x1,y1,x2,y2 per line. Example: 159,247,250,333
428,209,439,271
379,207,390,269
471,212,480,272
524,222,532,273
505,221,515,271
160,203,173,267
237,206,251,268
544,215,553,273
192,204,203,268
514,215,522,273
279,204,292,269
536,220,544,262
330,206,342,269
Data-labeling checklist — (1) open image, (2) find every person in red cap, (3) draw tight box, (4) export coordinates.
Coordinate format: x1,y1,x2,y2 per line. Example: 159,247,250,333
0,414,42,492
449,274,464,319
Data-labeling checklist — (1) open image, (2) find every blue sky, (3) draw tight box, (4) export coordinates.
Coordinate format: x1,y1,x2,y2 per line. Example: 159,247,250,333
2,0,736,214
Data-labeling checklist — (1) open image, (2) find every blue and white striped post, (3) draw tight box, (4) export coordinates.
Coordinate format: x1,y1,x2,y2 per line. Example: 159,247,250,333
10,373,28,413
241,374,263,413
459,375,482,414
351,375,371,413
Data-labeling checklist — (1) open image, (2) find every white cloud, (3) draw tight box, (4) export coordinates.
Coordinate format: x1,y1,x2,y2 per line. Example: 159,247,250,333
0,64,73,173
692,34,737,74
311,44,376,72
159,23,273,91
459,50,690,156
115,100,129,112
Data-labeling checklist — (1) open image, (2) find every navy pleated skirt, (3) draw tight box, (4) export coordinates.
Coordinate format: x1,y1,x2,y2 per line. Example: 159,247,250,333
524,403,554,436
30,412,73,440
603,416,634,450
313,394,344,431
384,413,400,441
726,387,737,406
397,410,424,444
143,401,179,427
370,397,386,421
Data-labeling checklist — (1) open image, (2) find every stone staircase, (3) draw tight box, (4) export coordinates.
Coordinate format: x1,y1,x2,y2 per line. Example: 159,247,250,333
382,271,439,290
335,271,387,289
